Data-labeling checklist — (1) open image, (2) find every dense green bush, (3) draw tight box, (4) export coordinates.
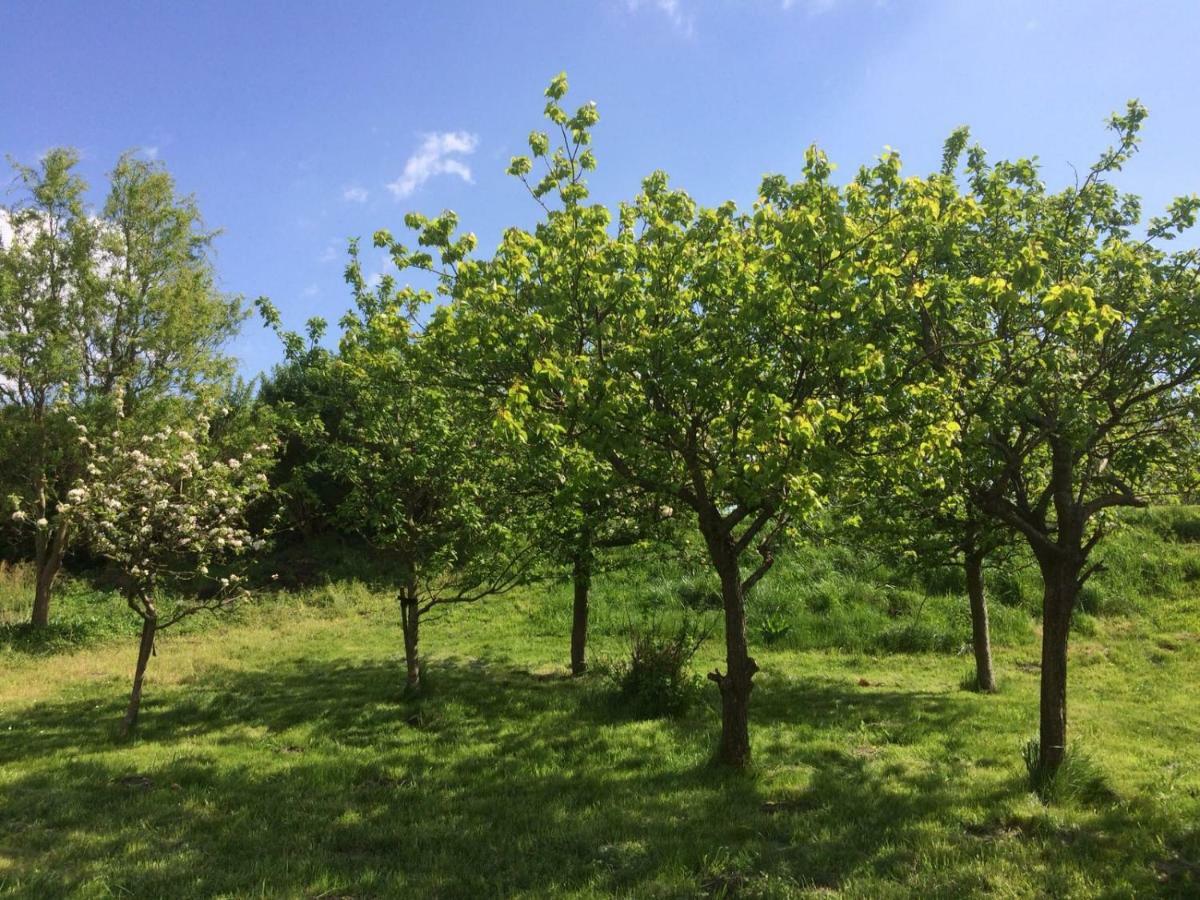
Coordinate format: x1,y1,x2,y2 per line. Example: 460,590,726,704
607,615,706,718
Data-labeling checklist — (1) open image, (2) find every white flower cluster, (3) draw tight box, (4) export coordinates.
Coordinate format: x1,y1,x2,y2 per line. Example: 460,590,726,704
68,415,275,596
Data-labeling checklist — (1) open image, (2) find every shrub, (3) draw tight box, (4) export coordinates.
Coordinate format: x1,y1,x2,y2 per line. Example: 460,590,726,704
608,615,707,718
874,620,958,654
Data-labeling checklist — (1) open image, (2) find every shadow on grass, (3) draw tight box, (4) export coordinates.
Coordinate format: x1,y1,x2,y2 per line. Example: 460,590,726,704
1,658,1194,898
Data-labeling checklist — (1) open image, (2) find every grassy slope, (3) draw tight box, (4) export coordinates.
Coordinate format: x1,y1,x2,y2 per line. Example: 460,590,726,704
0,512,1198,898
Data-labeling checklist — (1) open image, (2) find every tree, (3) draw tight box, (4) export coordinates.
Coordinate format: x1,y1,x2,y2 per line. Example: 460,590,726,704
0,149,244,627
852,130,1025,695
66,402,273,733
259,246,541,692
939,102,1200,778
387,75,955,765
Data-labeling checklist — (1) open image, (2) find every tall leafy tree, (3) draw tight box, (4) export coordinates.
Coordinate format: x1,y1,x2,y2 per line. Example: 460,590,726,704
0,150,243,626
937,103,1200,777
388,75,955,766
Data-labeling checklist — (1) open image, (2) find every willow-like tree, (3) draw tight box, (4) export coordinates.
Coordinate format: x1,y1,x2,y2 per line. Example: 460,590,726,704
386,75,955,766
0,149,243,627
940,102,1200,779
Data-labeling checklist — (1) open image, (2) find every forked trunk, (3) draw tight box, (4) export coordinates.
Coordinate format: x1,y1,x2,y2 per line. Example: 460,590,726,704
964,551,996,693
121,612,157,735
570,539,593,677
400,594,421,691
1038,560,1077,776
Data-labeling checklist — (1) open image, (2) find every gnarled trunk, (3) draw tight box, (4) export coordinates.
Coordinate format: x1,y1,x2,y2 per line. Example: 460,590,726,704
701,516,756,769
1038,558,1078,776
964,550,996,693
121,609,157,735
570,531,593,677
400,592,421,691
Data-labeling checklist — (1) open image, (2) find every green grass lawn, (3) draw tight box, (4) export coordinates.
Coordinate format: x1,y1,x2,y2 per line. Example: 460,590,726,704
1,515,1199,898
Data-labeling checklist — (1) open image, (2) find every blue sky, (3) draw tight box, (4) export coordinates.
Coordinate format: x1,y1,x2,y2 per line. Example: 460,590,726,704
5,0,1199,378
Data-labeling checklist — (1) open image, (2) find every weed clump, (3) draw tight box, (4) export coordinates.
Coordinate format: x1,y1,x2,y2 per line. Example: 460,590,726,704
1023,737,1114,805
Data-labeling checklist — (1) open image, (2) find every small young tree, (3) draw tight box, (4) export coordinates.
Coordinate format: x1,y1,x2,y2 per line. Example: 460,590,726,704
260,249,541,692
66,405,273,733
941,103,1200,777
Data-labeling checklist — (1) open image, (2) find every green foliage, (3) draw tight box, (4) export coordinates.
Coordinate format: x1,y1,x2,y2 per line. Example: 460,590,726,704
0,148,245,619
605,613,707,719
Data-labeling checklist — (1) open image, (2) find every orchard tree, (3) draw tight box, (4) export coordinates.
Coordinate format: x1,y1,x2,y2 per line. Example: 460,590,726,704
853,132,1028,695
398,177,676,676
0,149,244,627
942,102,1200,778
66,402,274,733
386,75,956,766
260,247,541,692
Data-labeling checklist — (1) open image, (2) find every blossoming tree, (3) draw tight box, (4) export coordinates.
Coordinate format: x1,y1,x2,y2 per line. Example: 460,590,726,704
68,407,274,733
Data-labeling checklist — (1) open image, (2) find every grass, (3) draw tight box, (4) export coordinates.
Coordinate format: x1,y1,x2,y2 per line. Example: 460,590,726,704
0,510,1198,897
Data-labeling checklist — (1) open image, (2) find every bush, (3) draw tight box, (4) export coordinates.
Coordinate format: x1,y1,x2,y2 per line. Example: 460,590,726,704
874,620,958,654
608,615,707,718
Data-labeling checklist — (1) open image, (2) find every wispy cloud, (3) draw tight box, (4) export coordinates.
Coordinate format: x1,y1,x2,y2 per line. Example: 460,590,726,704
387,131,478,198
782,0,841,13
301,283,320,298
342,185,369,203
625,0,695,36
318,240,342,264
141,145,160,161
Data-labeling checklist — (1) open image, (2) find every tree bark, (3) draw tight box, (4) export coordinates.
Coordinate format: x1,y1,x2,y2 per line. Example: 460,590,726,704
701,516,756,769
121,611,157,735
400,593,421,691
570,530,593,677
1038,559,1077,776
30,520,69,628
964,550,997,693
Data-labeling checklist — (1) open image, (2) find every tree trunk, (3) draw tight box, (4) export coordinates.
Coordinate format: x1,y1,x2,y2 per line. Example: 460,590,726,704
400,595,421,691
30,521,68,628
702,523,756,769
1038,562,1076,776
121,612,157,735
570,534,593,677
964,550,997,693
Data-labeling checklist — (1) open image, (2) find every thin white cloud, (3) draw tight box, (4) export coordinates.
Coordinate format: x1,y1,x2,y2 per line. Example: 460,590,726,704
342,185,369,203
782,0,840,12
625,0,695,36
318,241,341,263
142,146,160,161
301,283,320,298
387,131,479,198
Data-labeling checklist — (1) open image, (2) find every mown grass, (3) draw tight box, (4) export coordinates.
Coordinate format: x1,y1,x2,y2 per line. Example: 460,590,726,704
1,510,1199,897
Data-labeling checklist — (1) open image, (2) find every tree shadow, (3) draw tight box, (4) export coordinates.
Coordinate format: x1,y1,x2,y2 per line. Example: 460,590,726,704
0,656,1191,897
